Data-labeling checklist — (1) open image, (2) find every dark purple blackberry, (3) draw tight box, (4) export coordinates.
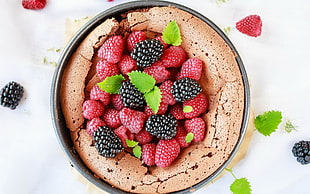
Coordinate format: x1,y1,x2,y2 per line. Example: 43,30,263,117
93,126,124,158
131,39,163,68
292,140,310,165
145,114,177,140
0,81,24,110
119,80,145,110
171,77,202,102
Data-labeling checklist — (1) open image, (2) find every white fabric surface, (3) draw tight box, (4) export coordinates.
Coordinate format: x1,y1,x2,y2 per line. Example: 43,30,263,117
0,0,309,193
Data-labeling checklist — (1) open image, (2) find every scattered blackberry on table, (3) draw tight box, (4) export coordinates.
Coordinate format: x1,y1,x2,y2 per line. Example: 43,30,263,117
131,39,164,68
292,140,310,165
171,77,202,102
0,81,24,110
119,80,146,110
145,114,177,140
93,126,124,158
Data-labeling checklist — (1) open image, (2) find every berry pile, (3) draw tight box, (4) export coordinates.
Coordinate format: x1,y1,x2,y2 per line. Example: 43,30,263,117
82,26,209,167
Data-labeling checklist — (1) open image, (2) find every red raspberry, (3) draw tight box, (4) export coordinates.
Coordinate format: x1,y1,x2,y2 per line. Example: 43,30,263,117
96,59,120,81
169,103,186,120
184,117,206,142
82,100,105,120
86,117,106,136
160,46,187,68
114,125,134,148
142,143,156,166
98,35,124,63
155,36,169,50
183,93,208,119
135,129,153,145
118,55,138,75
119,108,147,134
175,125,191,148
111,94,124,110
155,139,180,167
90,84,111,105
143,62,170,84
179,58,203,80
22,0,46,9
103,108,121,128
236,15,262,37
159,80,176,105
144,102,168,116
127,31,147,52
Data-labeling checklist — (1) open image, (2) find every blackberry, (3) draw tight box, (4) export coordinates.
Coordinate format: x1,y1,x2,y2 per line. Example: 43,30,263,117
171,77,202,102
292,140,310,165
93,126,124,158
0,81,24,110
119,80,145,110
131,39,164,68
145,114,177,140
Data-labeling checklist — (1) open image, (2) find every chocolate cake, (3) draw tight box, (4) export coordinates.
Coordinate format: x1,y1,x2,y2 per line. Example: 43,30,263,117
60,6,246,193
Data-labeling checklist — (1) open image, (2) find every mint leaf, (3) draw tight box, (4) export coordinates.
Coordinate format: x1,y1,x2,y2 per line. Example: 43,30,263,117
133,145,142,159
126,139,139,148
162,20,182,46
254,110,282,136
183,105,193,113
144,86,162,114
185,132,194,143
97,75,125,94
128,71,155,93
230,178,252,194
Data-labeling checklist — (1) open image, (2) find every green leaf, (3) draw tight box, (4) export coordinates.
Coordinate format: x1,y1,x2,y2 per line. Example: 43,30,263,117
144,86,162,114
162,20,182,46
283,119,297,133
230,177,252,194
223,26,231,35
97,75,125,94
254,110,282,136
126,139,139,148
183,105,193,113
133,145,142,159
128,71,156,93
185,132,194,143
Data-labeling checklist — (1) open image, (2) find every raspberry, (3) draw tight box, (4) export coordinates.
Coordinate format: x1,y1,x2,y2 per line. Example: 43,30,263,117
184,117,206,142
119,80,146,110
159,80,176,105
22,0,46,10
0,81,24,110
131,39,164,68
111,94,124,110
292,140,310,165
127,31,147,52
171,77,202,102
183,93,208,119
82,100,105,120
96,60,120,81
160,46,187,68
86,117,106,136
155,139,180,167
103,108,121,128
93,126,124,158
169,103,186,120
114,125,134,148
135,129,153,145
90,84,111,105
119,108,147,134
144,101,168,116
179,58,203,80
142,143,156,166
144,63,170,84
118,55,138,75
155,36,169,50
175,125,191,148
145,114,177,140
98,35,124,63
236,15,262,37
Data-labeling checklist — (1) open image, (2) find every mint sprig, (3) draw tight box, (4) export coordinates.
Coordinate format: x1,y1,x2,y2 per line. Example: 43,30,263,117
97,75,125,94
126,139,142,159
183,105,193,113
226,168,252,194
254,110,282,136
162,20,182,46
185,132,194,143
144,86,162,114
128,71,155,93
